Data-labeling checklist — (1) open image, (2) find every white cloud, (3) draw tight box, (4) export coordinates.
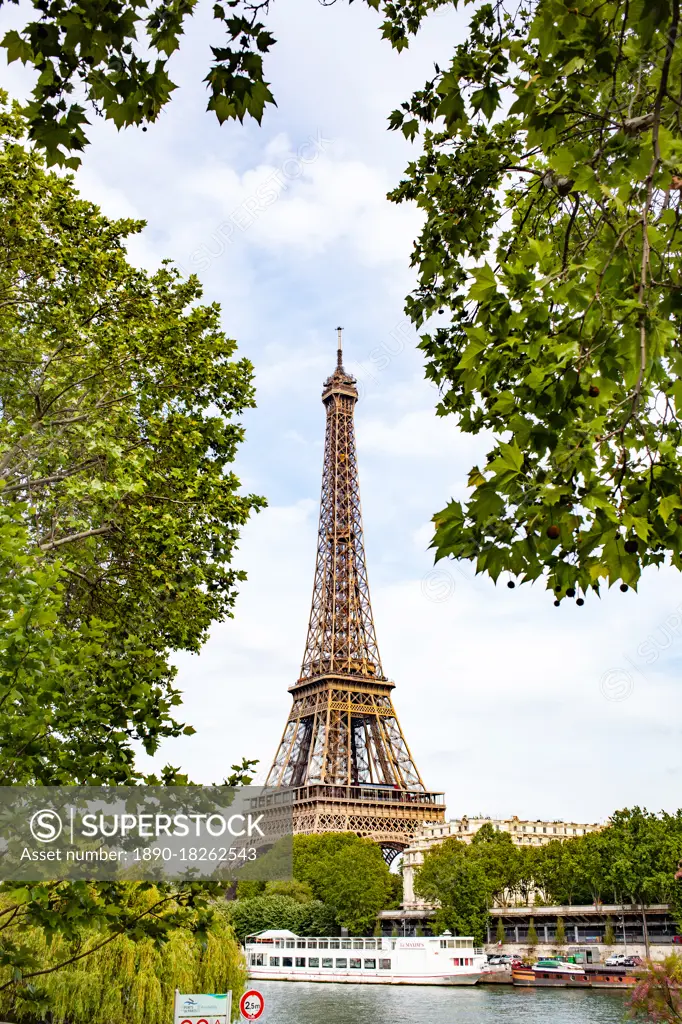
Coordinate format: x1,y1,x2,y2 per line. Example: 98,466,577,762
184,146,423,267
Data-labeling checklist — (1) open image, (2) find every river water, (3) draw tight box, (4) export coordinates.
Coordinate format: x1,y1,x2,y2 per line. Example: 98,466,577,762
257,980,628,1024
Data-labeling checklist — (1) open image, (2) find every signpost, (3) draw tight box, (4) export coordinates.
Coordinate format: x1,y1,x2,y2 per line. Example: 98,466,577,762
239,990,265,1021
173,992,232,1024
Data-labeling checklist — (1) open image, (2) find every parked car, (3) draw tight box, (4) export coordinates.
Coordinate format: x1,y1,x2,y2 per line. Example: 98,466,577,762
622,956,644,967
487,955,503,965
673,935,682,944
605,954,629,966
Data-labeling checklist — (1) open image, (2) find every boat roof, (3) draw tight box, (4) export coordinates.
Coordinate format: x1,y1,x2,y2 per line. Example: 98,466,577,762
246,931,475,941
250,930,298,938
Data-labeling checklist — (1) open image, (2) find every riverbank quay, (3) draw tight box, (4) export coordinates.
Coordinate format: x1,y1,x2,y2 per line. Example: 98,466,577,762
484,941,679,962
379,902,680,950
488,903,679,951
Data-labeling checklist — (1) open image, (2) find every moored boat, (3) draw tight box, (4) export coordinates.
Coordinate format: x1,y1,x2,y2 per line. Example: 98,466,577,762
512,957,640,989
583,964,638,989
245,929,487,985
518,958,588,987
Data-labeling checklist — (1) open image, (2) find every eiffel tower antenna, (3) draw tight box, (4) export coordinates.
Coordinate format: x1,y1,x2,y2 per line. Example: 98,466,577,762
336,325,343,368
265,329,445,862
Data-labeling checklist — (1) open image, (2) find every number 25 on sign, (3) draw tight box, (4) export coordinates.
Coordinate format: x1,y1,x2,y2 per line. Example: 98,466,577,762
240,990,265,1020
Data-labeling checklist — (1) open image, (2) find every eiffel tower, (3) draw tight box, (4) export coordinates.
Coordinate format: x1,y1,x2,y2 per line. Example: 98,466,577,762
265,329,445,862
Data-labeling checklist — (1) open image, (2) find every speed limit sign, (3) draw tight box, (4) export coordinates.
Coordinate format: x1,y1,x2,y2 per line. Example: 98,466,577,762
239,990,265,1020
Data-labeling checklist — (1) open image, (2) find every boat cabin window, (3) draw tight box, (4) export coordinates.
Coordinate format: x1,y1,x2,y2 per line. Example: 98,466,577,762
353,940,363,949
365,940,376,950
275,939,283,949
322,958,333,968
318,940,329,949
364,959,376,970
307,940,317,949
350,958,361,969
379,959,391,970
341,939,352,949
336,958,348,969
329,940,340,950
308,957,320,968
269,957,279,966
295,957,305,967
297,940,306,949
283,957,293,967
250,954,264,967
285,940,295,949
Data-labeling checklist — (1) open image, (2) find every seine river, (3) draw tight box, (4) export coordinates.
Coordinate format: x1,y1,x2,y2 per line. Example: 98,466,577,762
257,980,628,1023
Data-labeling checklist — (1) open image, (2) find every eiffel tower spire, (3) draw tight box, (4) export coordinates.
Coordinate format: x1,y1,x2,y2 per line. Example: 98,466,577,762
265,331,445,861
299,326,383,684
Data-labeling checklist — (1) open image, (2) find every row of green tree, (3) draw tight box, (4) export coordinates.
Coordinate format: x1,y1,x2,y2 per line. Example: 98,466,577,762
226,833,402,940
415,809,682,946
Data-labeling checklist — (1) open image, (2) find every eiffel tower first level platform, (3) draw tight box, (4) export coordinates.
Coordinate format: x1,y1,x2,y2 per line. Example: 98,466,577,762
265,329,445,862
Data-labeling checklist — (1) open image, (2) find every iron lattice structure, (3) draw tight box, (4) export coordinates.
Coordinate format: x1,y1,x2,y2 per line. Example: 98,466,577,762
265,330,445,861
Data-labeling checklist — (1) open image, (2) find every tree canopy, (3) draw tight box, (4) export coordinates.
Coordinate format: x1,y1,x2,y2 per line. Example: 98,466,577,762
385,0,682,602
415,824,522,943
227,833,399,938
0,0,414,167
226,892,337,942
293,832,398,934
0,94,263,788
414,808,682,945
0,94,261,992
0,887,247,1024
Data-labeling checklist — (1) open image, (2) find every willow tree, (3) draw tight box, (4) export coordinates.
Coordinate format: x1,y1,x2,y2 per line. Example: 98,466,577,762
0,91,261,986
384,0,682,603
0,889,247,1024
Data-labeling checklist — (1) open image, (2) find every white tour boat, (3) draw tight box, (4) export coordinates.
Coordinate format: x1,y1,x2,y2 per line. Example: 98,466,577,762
245,929,487,985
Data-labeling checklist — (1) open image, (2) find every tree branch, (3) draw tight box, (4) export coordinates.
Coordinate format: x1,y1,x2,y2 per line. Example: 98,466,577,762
38,524,114,552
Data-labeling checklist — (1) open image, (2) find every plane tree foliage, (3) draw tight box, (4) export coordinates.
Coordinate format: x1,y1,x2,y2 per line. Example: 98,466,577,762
0,95,262,989
0,0,454,169
415,808,682,944
225,834,398,938
382,0,682,601
6,0,682,607
293,832,398,934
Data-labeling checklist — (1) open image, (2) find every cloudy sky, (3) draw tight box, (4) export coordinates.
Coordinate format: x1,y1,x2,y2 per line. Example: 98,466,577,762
3,0,681,826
